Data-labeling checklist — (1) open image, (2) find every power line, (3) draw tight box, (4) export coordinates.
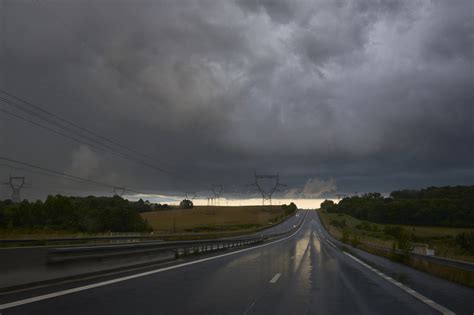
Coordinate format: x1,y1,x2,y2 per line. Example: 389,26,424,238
0,105,174,179
0,155,133,193
0,94,173,175
0,163,87,185
0,88,156,162
0,92,215,194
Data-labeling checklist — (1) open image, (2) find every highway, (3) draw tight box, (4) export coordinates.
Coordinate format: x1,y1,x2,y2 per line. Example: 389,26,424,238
0,210,472,315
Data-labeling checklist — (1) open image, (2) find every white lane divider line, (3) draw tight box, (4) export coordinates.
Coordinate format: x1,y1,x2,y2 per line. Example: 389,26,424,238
315,231,337,249
0,213,308,311
269,273,281,284
343,252,455,315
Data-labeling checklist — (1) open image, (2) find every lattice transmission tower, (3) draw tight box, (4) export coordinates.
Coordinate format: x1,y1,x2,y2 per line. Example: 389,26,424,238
5,176,26,203
252,173,286,206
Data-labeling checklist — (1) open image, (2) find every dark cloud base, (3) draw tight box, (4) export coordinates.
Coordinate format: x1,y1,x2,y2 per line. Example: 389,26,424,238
0,0,472,200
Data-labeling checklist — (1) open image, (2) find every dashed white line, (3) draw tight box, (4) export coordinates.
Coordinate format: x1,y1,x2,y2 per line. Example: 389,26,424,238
343,252,455,315
269,273,281,284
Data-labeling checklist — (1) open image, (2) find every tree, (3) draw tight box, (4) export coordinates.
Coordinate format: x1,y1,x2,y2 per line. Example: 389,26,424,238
320,199,335,211
180,199,194,209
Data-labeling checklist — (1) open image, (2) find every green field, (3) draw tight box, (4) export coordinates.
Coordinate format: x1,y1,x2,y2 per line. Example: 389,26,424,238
141,205,287,234
318,210,474,263
0,205,294,240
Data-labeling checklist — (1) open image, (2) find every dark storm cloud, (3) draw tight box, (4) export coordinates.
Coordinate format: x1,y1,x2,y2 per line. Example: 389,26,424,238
0,0,472,200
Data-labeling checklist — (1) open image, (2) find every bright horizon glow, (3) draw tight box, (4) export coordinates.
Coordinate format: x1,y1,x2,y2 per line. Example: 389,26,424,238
125,194,335,209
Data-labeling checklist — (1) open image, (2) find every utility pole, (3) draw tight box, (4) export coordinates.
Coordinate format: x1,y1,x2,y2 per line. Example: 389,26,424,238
252,172,286,206
6,176,25,203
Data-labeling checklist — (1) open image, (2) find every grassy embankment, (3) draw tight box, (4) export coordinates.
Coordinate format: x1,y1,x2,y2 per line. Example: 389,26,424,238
318,210,474,287
142,205,289,235
319,210,474,262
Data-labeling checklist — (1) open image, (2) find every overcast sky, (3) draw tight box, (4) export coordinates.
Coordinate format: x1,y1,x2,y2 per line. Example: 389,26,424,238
0,0,473,200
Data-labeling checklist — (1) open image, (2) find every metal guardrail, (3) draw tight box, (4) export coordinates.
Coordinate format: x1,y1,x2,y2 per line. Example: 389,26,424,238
0,212,304,247
0,236,160,247
0,233,265,247
47,212,307,264
357,241,474,272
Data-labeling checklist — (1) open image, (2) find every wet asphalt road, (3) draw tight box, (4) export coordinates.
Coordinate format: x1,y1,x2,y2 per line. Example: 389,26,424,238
0,210,471,315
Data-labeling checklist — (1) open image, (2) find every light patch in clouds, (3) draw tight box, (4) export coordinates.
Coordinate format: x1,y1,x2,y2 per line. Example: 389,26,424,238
68,145,100,178
285,177,337,198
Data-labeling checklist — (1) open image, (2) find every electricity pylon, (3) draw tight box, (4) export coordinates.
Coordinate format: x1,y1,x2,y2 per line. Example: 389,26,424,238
252,172,286,206
6,176,25,203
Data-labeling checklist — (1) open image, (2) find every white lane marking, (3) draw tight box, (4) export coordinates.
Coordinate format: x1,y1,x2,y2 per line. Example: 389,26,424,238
269,273,281,284
324,238,337,249
315,231,337,249
343,252,455,315
0,213,307,310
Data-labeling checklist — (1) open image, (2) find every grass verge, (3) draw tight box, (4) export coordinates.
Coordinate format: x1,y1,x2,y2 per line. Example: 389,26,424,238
318,210,474,288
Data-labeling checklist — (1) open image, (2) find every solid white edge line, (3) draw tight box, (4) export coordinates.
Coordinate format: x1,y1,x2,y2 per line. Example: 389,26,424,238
269,273,281,284
313,222,455,315
343,252,455,315
0,213,307,310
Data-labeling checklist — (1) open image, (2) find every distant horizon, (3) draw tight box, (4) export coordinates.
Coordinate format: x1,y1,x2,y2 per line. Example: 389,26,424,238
124,195,336,209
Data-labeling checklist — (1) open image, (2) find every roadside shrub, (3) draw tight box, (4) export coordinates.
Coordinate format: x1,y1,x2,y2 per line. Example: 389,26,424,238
384,226,404,239
397,234,412,255
282,202,298,215
351,235,360,248
356,221,373,231
455,232,474,253
330,219,346,229
342,229,350,243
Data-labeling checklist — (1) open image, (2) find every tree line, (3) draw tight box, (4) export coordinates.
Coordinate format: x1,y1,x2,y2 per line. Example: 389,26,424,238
0,195,153,233
320,186,474,227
